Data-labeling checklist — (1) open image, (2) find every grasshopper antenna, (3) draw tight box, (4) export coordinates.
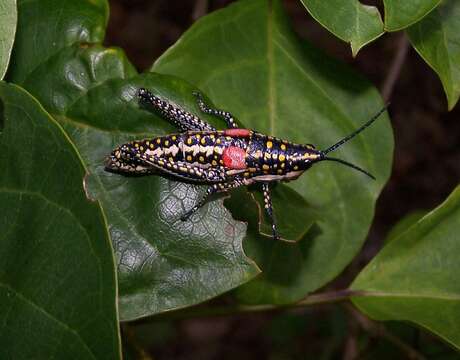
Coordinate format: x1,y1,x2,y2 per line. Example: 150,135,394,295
322,104,389,155
318,104,389,179
320,157,376,179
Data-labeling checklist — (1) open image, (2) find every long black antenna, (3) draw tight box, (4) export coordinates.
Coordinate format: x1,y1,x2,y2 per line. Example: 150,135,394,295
321,157,375,179
322,105,389,155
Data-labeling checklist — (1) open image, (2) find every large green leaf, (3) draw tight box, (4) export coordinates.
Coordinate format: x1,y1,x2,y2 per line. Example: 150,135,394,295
383,0,441,31
297,0,442,52
6,0,108,83
0,0,17,79
352,185,460,350
407,0,460,110
298,0,384,56
152,0,393,304
7,0,260,320
385,210,427,244
0,82,120,359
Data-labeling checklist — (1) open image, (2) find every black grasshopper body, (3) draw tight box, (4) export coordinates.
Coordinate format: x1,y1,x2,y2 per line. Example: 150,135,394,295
106,88,387,240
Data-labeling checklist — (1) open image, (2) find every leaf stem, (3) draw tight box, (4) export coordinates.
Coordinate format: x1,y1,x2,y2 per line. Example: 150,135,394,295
152,289,359,320
192,0,208,20
381,32,410,102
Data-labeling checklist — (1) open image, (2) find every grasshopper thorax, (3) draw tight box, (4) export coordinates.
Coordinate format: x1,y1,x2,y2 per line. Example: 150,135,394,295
246,133,322,175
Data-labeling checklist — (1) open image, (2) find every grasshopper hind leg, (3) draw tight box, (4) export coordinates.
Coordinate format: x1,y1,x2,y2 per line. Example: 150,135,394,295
138,88,215,132
193,91,239,129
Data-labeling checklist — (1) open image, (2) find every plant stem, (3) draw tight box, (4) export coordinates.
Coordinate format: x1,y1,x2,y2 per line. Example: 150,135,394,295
381,32,410,102
192,0,208,20
151,289,359,320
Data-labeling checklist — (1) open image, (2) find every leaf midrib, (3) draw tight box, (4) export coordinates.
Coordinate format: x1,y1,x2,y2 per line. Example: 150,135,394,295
267,0,276,135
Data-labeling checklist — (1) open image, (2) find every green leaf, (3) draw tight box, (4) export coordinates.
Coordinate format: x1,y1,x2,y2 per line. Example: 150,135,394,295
7,0,260,321
383,0,441,31
0,82,120,359
6,0,108,84
385,210,427,244
298,0,384,56
297,0,442,51
9,46,260,323
407,0,460,110
351,185,460,351
152,0,393,304
0,0,17,79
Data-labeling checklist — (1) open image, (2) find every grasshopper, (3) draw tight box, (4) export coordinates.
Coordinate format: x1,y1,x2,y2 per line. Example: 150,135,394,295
105,88,387,240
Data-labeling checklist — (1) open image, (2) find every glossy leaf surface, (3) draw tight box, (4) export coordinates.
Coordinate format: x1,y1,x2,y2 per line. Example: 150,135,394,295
0,82,120,359
153,0,393,304
385,210,427,244
407,0,460,110
352,185,460,350
298,0,442,52
7,0,260,319
298,0,384,56
383,0,441,31
7,0,108,83
0,0,16,79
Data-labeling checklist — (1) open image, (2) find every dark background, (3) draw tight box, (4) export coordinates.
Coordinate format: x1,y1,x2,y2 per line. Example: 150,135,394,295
105,1,460,359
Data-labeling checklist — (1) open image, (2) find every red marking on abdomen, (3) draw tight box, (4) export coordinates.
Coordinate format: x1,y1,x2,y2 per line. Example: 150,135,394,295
223,146,247,169
224,128,251,137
